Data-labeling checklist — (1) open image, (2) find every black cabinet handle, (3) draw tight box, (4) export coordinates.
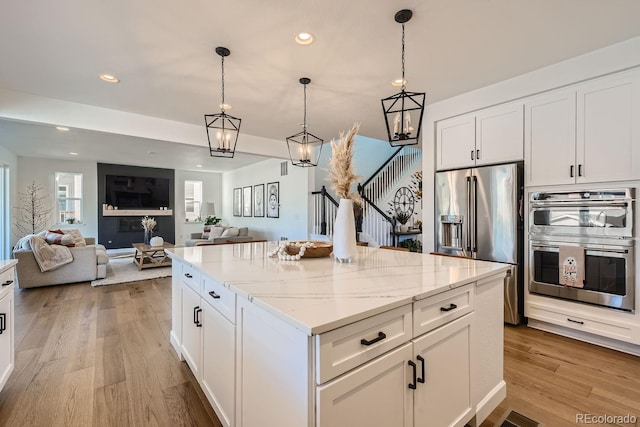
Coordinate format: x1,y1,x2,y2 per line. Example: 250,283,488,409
360,331,386,346
416,355,425,383
2,280,13,286
578,164,583,177
0,313,5,334
408,360,417,389
470,150,474,160
208,291,221,299
195,307,203,327
570,165,574,178
567,318,584,325
184,273,193,278
440,303,458,312
476,149,480,160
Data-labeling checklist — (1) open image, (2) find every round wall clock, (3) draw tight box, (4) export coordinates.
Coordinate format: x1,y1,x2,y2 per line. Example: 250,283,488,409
393,186,415,217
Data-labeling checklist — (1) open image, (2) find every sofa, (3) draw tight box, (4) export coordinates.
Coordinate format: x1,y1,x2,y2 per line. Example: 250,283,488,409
13,237,109,288
185,226,254,247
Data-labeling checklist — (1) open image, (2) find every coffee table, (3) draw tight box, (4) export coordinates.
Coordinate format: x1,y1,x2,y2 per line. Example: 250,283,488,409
132,242,175,271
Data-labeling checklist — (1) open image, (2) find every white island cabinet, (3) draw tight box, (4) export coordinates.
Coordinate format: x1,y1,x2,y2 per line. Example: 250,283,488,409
167,243,508,427
0,259,18,394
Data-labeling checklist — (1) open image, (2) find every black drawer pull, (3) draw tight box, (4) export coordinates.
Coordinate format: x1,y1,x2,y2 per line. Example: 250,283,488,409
184,273,193,278
2,280,13,286
567,318,584,325
440,303,457,312
360,331,386,346
195,307,203,327
209,291,221,299
0,313,5,334
570,165,574,178
416,355,425,383
408,360,417,389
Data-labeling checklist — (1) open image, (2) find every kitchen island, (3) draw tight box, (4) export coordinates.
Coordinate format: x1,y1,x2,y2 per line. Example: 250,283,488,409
167,242,509,427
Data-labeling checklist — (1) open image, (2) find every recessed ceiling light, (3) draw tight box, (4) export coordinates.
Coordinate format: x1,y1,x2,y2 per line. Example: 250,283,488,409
196,164,203,168
219,103,232,110
99,74,120,83
69,152,78,156
56,126,70,131
295,32,314,45
391,79,407,87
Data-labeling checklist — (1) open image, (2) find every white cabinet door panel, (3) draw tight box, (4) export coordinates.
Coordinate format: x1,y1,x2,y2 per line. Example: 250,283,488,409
476,102,524,166
316,343,413,427
0,291,13,392
524,90,576,186
437,114,476,170
180,283,202,378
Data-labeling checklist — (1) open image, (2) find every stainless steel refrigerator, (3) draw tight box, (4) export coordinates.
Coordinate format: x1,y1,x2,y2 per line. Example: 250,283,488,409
435,162,524,325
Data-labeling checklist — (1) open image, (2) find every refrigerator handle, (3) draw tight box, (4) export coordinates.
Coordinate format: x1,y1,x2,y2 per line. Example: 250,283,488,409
466,176,472,252
472,175,477,253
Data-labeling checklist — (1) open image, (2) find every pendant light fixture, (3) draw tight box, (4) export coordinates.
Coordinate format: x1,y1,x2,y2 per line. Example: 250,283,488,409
381,9,425,147
286,77,324,167
205,47,241,158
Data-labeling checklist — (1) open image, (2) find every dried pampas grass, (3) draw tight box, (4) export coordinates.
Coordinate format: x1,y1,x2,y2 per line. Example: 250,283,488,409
327,123,362,204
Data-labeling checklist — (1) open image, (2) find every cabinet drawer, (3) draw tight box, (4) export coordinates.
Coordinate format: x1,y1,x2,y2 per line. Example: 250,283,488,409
413,284,474,337
180,263,201,293
527,304,633,343
203,276,236,324
315,304,412,385
0,268,15,298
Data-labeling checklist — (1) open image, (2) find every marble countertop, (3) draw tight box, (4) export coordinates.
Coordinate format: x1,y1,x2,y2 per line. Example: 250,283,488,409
167,242,509,335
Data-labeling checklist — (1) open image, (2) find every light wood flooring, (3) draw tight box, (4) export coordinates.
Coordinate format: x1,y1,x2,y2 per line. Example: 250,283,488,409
1,277,639,426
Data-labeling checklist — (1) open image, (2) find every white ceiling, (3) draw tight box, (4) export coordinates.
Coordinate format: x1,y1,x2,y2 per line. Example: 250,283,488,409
1,0,640,171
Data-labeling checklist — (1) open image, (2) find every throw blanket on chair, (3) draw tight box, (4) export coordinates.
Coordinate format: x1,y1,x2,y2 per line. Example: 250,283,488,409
29,235,74,272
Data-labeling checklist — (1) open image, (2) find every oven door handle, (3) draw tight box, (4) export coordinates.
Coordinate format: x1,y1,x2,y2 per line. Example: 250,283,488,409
530,201,629,208
531,244,630,255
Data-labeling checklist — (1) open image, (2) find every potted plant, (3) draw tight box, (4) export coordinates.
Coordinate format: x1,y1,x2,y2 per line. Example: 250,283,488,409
398,238,423,253
204,215,221,226
396,212,411,232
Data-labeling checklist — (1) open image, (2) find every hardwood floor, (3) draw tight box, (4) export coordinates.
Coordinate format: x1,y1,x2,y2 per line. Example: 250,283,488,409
0,278,221,427
1,277,639,426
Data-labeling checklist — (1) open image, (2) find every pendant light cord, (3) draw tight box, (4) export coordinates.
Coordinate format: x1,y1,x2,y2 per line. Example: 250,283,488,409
220,55,225,111
401,23,406,91
303,82,308,129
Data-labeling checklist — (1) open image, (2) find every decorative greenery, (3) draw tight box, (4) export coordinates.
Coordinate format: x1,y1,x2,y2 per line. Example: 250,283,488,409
395,211,412,225
13,181,52,236
141,216,157,232
204,215,221,226
409,170,423,201
398,238,422,253
326,122,362,204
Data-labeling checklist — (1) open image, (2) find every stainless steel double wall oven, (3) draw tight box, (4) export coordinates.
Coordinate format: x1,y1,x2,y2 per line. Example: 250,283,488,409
528,189,635,312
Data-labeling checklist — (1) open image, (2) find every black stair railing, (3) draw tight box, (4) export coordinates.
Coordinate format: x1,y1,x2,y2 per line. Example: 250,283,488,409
311,186,338,235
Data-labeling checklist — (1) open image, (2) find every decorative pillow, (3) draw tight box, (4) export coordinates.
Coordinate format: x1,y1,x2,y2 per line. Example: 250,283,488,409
45,231,75,247
238,227,249,237
201,226,212,239
221,227,239,238
208,226,226,240
62,228,86,247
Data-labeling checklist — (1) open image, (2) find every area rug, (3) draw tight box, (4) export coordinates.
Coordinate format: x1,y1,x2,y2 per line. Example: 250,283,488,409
91,256,172,287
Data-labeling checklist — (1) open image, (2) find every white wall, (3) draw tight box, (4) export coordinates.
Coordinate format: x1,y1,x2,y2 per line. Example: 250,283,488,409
174,169,222,245
0,145,18,255
223,158,311,241
16,156,99,242
422,35,640,253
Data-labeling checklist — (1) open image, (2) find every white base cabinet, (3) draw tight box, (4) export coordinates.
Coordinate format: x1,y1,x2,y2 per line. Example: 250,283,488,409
0,261,16,394
181,282,202,377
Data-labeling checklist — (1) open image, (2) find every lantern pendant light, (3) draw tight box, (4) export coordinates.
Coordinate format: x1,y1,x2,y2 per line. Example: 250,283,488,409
286,77,324,167
381,9,425,147
205,47,241,158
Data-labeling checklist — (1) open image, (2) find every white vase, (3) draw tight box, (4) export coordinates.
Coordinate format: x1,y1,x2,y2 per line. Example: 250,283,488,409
400,224,409,232
333,198,357,262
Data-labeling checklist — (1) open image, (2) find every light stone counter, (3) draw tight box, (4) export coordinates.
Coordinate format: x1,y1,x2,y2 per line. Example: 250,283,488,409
167,242,508,335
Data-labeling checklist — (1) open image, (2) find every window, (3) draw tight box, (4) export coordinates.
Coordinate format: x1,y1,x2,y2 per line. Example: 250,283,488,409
185,180,203,222
56,172,83,224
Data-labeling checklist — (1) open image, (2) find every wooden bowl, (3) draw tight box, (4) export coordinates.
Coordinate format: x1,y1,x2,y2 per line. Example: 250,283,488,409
284,241,333,258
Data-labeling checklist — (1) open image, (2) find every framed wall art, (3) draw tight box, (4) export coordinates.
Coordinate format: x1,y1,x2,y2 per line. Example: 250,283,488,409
243,186,252,217
254,184,264,217
233,187,242,217
266,181,279,218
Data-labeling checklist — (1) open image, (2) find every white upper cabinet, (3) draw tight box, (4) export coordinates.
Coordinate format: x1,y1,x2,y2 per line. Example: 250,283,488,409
576,71,640,183
525,69,640,187
437,103,523,171
524,90,577,186
436,113,475,170
475,102,524,166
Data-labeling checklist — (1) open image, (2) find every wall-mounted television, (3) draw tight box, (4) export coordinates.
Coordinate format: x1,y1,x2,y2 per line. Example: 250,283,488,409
105,175,170,208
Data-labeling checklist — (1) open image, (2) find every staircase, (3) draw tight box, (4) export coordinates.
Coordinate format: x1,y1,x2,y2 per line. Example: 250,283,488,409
311,146,421,246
